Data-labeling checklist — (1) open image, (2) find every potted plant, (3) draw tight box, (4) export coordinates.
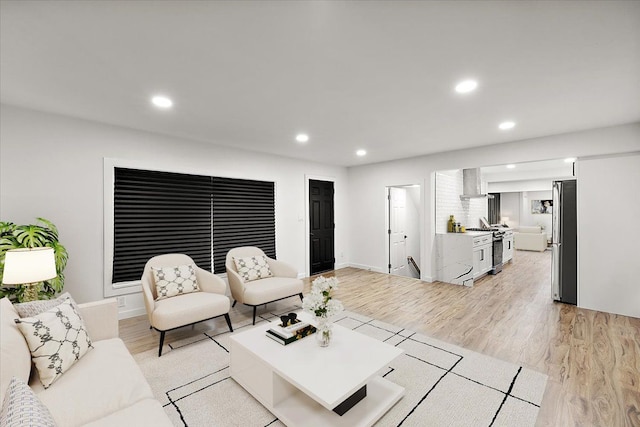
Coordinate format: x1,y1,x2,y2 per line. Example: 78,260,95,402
0,218,68,302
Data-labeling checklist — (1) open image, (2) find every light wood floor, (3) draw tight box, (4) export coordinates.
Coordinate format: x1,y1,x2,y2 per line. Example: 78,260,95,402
119,250,640,427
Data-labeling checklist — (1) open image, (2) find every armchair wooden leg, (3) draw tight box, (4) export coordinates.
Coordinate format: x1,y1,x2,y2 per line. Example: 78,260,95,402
252,306,257,325
298,293,303,301
158,331,166,357
232,300,237,308
224,313,233,332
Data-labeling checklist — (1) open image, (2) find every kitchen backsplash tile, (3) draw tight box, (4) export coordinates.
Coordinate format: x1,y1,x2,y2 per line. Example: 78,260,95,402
436,170,488,233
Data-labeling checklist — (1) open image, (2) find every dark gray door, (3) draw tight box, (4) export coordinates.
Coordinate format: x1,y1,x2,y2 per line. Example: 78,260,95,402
309,180,334,275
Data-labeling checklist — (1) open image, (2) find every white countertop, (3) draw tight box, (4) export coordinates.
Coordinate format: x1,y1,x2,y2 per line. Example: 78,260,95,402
436,230,491,237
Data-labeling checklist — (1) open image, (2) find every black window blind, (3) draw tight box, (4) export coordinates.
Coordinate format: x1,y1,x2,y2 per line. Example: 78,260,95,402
113,168,213,283
112,168,276,283
212,177,276,273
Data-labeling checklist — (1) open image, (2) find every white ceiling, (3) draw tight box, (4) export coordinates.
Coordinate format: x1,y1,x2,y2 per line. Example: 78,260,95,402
1,1,639,167
481,158,574,183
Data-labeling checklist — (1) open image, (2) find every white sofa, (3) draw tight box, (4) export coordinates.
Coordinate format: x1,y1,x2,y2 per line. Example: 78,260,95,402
514,226,548,252
0,297,172,427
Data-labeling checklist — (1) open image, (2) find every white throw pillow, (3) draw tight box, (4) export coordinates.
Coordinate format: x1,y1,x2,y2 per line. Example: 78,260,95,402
233,255,273,282
15,298,93,389
0,377,57,427
152,264,200,300
13,292,77,318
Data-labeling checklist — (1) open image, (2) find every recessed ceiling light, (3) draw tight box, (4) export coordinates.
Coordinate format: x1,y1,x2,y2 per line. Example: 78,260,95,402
506,164,516,169
564,157,576,163
151,95,173,108
499,121,516,130
454,80,478,94
295,134,309,143
356,149,367,157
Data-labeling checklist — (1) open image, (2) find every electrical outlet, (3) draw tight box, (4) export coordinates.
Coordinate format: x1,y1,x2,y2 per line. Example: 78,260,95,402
117,296,125,307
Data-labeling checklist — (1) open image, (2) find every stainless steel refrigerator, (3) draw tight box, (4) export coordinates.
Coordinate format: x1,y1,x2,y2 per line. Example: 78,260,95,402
551,180,577,304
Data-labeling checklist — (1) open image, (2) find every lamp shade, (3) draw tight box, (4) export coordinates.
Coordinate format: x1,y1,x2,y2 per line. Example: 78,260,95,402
501,216,510,223
2,247,57,285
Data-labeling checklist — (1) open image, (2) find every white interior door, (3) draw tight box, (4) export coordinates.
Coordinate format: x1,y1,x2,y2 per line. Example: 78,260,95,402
389,187,407,276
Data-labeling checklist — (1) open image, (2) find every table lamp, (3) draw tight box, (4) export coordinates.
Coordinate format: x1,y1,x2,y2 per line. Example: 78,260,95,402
501,216,510,227
2,247,57,302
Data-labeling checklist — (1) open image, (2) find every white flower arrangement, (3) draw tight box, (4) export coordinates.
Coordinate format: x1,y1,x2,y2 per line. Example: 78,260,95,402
302,276,344,319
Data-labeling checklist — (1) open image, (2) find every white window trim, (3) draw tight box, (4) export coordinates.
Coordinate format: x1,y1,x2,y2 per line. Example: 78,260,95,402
103,157,278,298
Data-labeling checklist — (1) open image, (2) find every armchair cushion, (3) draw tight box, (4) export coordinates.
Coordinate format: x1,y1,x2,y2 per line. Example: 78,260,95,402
150,292,230,331
242,277,304,306
16,299,93,389
233,255,273,282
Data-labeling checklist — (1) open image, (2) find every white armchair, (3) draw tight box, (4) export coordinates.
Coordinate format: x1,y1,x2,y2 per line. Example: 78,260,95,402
141,254,232,356
225,247,303,325
514,226,548,252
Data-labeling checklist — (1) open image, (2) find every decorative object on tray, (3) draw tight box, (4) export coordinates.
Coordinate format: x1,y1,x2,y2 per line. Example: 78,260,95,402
302,275,343,347
265,312,316,345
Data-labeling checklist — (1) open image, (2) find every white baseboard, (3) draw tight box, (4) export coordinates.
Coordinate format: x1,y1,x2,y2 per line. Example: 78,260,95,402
118,306,146,320
348,263,386,274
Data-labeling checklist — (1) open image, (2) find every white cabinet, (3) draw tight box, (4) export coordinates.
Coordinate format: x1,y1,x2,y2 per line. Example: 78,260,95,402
472,235,493,279
502,230,514,264
435,231,493,286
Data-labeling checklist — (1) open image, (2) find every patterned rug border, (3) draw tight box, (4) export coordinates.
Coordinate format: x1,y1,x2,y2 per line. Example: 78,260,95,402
135,305,547,427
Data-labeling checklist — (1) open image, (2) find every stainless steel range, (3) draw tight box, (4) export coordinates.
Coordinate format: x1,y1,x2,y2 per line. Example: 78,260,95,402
466,228,505,275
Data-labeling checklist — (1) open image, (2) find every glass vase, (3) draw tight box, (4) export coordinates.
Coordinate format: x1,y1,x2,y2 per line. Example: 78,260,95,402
316,316,332,347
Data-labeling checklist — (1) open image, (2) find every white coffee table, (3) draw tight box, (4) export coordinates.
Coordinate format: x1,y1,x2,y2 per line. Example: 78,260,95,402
230,315,404,427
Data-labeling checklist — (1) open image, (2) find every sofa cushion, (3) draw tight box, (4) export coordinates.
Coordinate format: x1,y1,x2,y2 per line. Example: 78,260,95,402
242,276,303,306
32,338,155,427
0,298,32,405
233,255,273,282
82,399,173,427
0,377,57,427
16,298,93,389
13,292,77,318
152,264,200,300
151,292,230,331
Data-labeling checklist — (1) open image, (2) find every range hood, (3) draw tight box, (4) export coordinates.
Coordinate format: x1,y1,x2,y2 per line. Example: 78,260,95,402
460,168,493,199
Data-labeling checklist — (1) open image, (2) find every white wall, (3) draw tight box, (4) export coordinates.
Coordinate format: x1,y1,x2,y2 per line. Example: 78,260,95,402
577,153,640,318
500,192,520,229
0,104,349,317
348,122,640,318
520,190,553,233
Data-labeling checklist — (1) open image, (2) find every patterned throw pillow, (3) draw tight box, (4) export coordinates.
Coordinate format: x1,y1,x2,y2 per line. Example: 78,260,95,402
152,264,200,301
233,255,273,282
0,377,57,427
14,292,77,318
15,298,93,389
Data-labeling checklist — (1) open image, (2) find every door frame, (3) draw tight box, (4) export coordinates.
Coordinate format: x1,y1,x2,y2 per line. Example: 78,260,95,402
305,174,336,277
385,183,423,279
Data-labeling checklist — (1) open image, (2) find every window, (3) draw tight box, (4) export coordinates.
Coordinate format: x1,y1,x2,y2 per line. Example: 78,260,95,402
109,166,275,288
212,177,275,272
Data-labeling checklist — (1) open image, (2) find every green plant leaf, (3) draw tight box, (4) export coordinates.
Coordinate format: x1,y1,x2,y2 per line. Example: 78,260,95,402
47,241,69,272
13,225,48,248
36,217,59,238
0,222,16,237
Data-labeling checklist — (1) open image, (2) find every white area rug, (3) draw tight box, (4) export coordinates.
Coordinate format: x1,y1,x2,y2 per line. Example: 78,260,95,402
134,305,547,427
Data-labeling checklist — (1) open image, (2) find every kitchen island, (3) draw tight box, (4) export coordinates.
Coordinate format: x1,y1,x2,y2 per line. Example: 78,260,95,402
435,231,493,286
